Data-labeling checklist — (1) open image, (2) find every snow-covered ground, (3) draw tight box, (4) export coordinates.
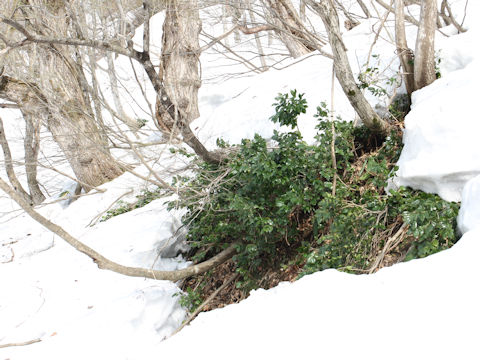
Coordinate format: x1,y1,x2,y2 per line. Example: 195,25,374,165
1,1,480,359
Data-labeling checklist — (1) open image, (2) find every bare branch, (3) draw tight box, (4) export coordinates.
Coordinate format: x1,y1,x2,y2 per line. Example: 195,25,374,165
0,338,41,349
0,15,141,59
375,0,420,26
0,175,237,282
307,0,389,135
0,115,33,205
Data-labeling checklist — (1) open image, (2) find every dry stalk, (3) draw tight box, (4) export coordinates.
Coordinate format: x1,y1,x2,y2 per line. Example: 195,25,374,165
171,272,239,337
368,223,408,273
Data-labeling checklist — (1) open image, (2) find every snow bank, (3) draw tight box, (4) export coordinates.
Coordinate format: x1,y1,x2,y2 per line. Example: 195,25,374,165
457,174,480,234
0,161,188,359
158,227,480,360
391,10,480,202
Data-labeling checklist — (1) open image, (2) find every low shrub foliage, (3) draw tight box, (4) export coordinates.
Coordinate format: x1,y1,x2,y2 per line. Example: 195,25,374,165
175,91,459,290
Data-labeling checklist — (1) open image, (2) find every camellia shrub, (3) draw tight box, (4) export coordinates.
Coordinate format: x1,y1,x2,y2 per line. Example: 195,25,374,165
174,91,459,289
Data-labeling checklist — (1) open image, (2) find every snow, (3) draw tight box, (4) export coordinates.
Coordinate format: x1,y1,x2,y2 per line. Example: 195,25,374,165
457,174,480,235
390,29,480,202
158,227,480,360
2,1,480,359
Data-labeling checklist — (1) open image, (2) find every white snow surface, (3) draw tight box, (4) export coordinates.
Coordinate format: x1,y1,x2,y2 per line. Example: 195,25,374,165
391,4,480,202
2,1,480,359
158,227,480,360
457,174,480,235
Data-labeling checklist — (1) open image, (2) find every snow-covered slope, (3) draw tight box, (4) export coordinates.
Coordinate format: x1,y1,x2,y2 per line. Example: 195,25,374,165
2,1,480,359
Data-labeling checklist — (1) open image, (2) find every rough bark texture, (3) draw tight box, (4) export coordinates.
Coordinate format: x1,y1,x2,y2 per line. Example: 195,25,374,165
414,0,436,90
395,0,415,96
0,174,236,282
155,0,202,133
308,0,389,134
0,75,123,192
357,0,372,18
23,114,46,204
263,0,313,58
0,1,124,191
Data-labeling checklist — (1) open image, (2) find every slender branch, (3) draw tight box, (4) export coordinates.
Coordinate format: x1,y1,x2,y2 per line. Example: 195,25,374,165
143,0,151,53
444,0,467,33
0,115,33,204
0,338,41,348
0,103,19,108
375,0,420,26
330,64,337,197
171,273,239,336
237,24,275,34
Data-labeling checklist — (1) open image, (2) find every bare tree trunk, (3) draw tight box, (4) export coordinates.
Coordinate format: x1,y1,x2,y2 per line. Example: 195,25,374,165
263,0,312,58
106,52,141,131
23,114,46,204
0,75,123,192
414,0,436,90
357,0,372,18
0,115,33,205
155,0,202,134
308,0,389,134
395,0,415,96
246,0,268,71
21,1,124,191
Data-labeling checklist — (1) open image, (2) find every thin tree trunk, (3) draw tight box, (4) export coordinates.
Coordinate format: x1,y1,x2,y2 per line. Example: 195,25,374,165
263,0,312,58
395,0,415,96
106,52,141,131
308,0,389,134
0,75,123,192
414,0,436,90
246,0,268,71
23,114,46,204
357,0,372,18
0,115,33,205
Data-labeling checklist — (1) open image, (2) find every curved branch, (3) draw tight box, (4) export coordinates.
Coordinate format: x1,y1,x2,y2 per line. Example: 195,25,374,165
0,176,236,282
307,0,389,135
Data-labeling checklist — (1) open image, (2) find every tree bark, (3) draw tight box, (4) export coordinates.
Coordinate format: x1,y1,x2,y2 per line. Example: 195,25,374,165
155,0,202,133
0,1,124,191
395,0,415,96
414,0,436,90
263,0,313,58
23,114,46,204
0,115,33,205
357,0,372,18
0,75,123,192
308,0,389,134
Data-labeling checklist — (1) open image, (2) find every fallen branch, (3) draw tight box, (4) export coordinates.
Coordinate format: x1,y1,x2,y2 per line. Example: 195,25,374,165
0,338,41,348
0,176,236,282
